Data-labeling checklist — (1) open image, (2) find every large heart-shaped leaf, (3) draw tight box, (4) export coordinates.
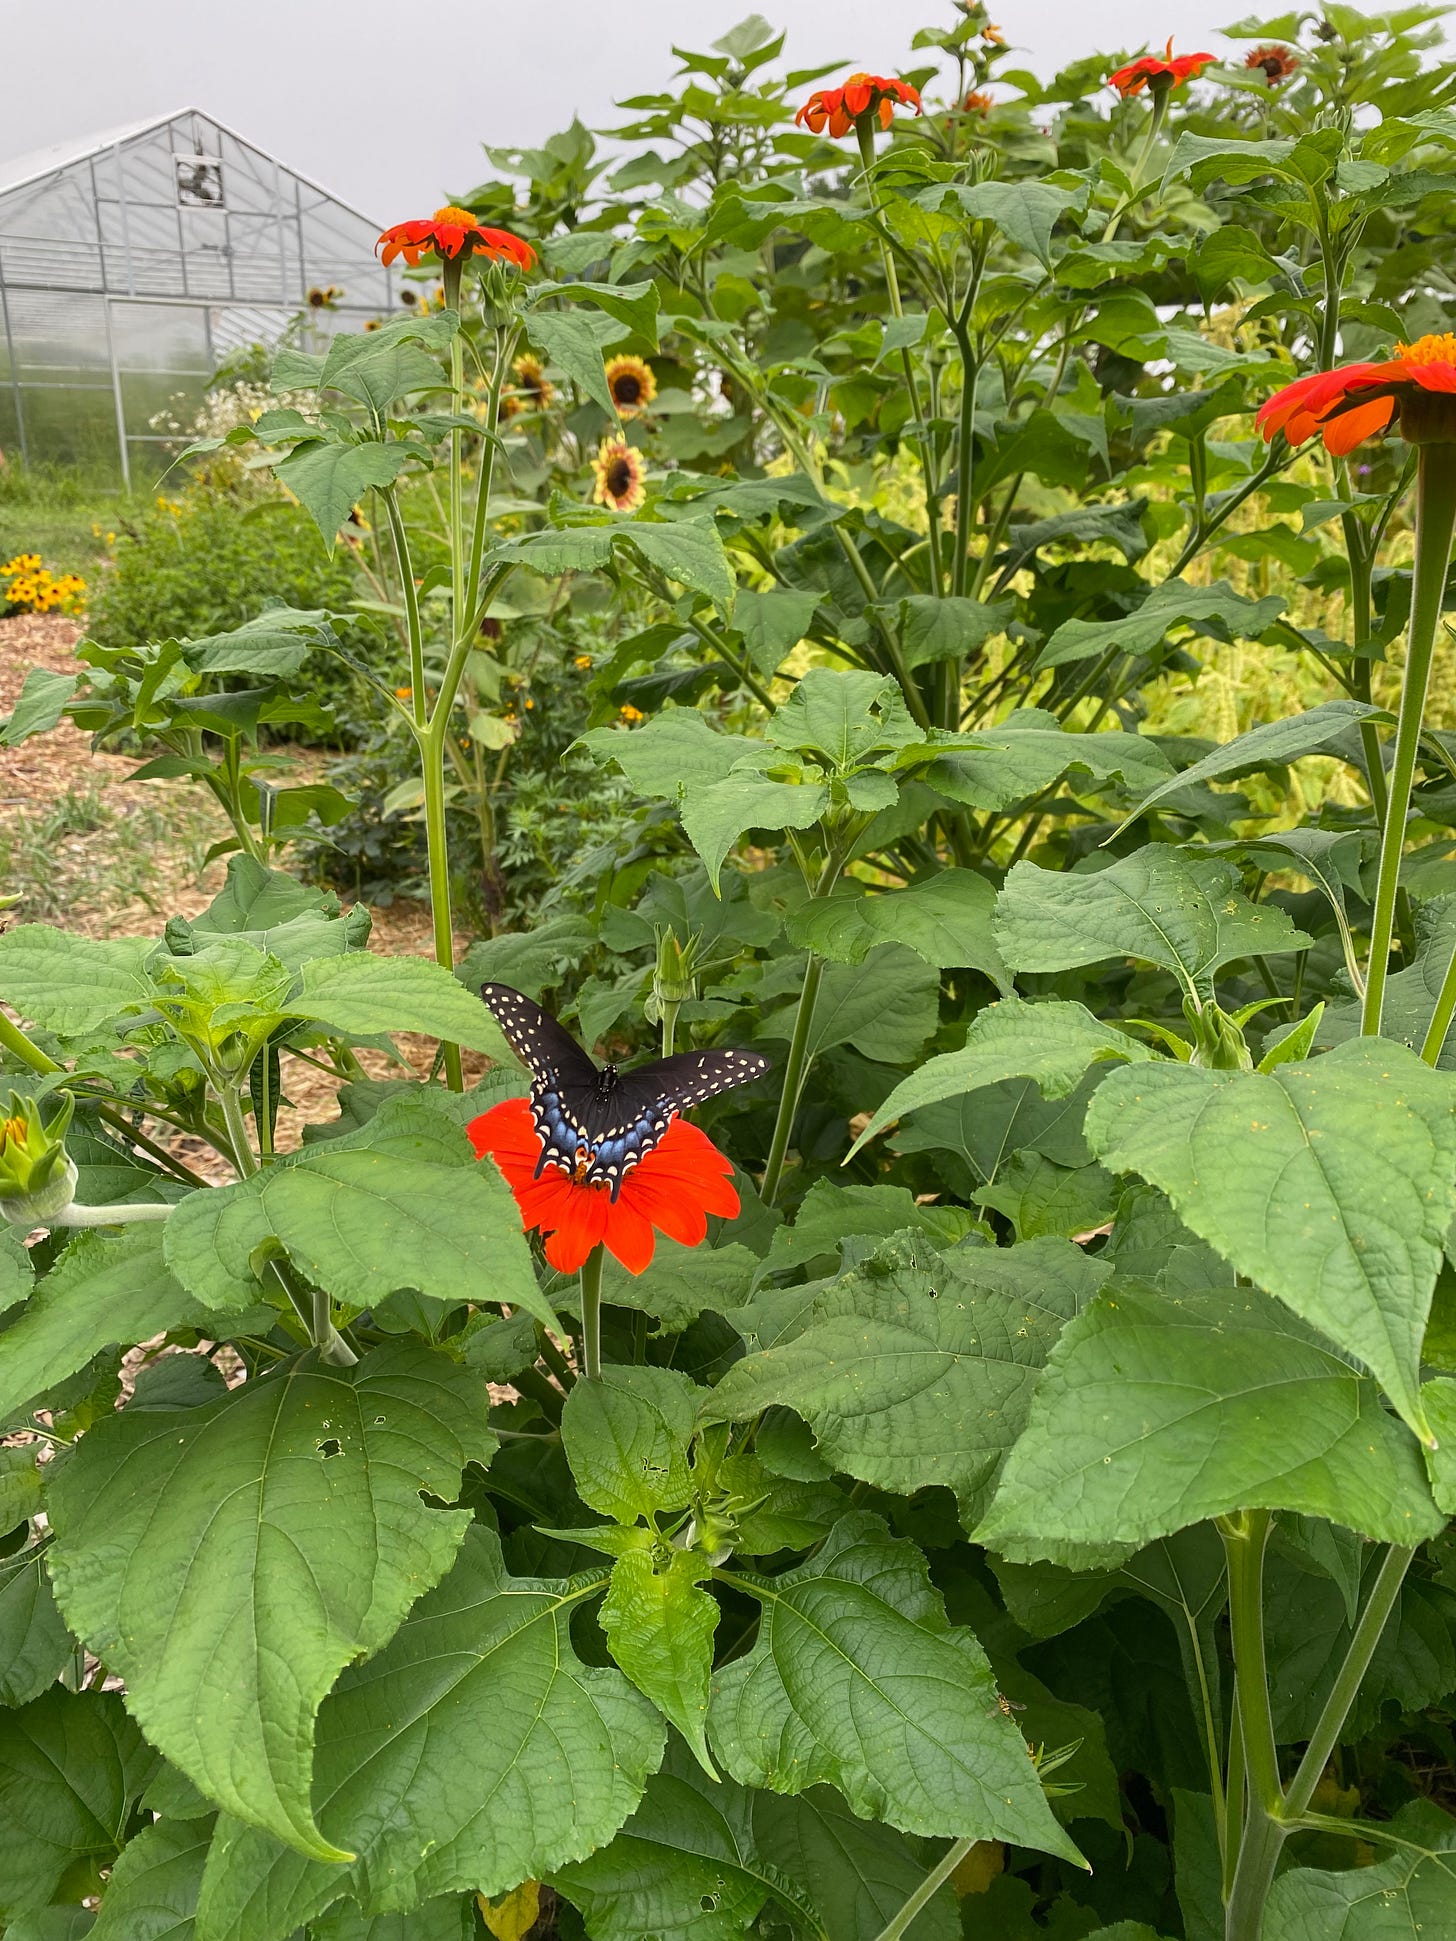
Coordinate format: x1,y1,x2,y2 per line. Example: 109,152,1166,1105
47,1342,494,1860
164,1093,553,1327
704,1238,1107,1525
709,1515,1083,1862
1085,1041,1456,1438
89,1817,213,1941
193,1527,663,1935
976,1284,1443,1565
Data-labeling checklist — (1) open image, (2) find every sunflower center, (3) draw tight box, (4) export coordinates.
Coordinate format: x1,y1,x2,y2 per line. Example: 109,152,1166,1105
1395,333,1456,367
432,205,478,228
615,374,642,403
607,456,634,496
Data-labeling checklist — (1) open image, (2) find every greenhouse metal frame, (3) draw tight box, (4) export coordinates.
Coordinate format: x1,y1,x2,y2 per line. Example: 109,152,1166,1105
0,108,398,483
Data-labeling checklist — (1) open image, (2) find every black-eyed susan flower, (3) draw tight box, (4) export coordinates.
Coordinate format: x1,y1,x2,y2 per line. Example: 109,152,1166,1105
605,354,657,418
592,438,646,514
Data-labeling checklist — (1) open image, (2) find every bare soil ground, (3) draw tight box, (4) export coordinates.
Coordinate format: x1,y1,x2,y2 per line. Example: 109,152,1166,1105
1,613,492,1170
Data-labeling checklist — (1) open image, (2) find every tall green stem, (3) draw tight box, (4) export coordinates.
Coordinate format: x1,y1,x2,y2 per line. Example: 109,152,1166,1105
1283,1544,1416,1818
1361,447,1456,1035
760,952,823,1208
420,727,464,1093
950,323,980,602
872,1837,975,1941
217,1085,257,1180
855,121,944,602
579,1244,604,1381
1221,1510,1283,1941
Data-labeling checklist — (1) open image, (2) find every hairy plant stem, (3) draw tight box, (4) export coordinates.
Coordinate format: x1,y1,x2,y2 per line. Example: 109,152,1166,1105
1362,447,1456,1035
1221,1509,1282,1941
760,848,846,1205
579,1244,605,1380
872,1837,976,1941
43,1201,173,1227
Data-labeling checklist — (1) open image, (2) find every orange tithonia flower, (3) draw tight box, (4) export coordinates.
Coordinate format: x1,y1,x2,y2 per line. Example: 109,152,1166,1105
962,89,995,115
1246,43,1300,83
469,1095,740,1274
1108,39,1215,97
376,206,537,270
605,353,658,418
592,438,647,514
1257,335,1456,457
796,73,923,138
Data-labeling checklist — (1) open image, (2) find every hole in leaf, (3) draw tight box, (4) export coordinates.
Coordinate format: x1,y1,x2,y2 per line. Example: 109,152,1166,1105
317,1438,341,1458
699,1894,720,1911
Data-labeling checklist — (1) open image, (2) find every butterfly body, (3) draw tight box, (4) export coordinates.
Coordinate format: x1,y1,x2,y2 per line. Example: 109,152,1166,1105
479,981,770,1200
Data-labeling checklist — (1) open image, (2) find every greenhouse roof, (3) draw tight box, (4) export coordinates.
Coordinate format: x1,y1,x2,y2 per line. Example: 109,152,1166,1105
0,107,379,225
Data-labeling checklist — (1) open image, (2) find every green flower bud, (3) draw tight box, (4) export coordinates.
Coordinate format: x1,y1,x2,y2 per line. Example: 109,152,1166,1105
0,1091,77,1224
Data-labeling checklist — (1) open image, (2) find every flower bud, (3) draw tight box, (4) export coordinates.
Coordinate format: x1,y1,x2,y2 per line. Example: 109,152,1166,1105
0,1091,78,1224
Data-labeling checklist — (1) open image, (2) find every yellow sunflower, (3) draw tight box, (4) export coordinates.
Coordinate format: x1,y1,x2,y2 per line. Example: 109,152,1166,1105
592,438,647,514
605,354,657,419
508,351,555,417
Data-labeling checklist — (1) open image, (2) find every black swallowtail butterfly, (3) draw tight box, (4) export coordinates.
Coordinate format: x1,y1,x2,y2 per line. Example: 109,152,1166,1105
479,982,771,1199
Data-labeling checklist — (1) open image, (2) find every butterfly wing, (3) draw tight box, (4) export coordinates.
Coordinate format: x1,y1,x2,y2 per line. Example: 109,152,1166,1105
479,982,603,1181
578,1047,771,1198
479,982,598,1089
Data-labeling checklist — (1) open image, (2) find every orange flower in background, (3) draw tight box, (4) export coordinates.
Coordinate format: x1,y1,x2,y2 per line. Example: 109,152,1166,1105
469,1096,740,1274
1108,39,1215,97
1246,43,1300,83
962,89,995,115
592,437,647,513
605,353,657,418
376,206,537,270
796,72,923,138
1257,335,1456,456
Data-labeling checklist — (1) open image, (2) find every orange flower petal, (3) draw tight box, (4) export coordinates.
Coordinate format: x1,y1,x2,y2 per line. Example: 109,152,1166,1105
1322,395,1395,454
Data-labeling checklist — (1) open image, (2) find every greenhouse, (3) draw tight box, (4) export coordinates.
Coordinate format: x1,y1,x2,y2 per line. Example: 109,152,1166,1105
0,108,396,482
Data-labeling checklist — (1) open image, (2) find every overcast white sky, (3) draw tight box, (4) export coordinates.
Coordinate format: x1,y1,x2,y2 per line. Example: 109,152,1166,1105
3,2,1284,219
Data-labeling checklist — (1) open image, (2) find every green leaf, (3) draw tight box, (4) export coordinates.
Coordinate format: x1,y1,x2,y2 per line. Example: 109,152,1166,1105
624,523,735,616
1038,580,1285,672
561,1365,698,1523
762,943,939,1065
47,1341,494,1860
192,1527,664,1928
531,278,660,347
601,1551,719,1774
0,926,150,1035
0,1225,33,1308
977,1153,1119,1240
290,952,510,1054
524,309,626,415
1122,700,1394,828
952,179,1078,268
0,1545,71,1707
732,587,820,675
850,997,1155,1157
995,847,1310,997
681,773,831,893
164,1093,554,1329
913,713,1173,812
765,669,923,770
0,669,76,748
757,1182,971,1282
272,442,415,551
1263,1800,1456,1938
551,1740,820,1941
600,1239,759,1333
575,710,761,797
90,1816,212,1941
165,856,368,969
704,1238,1106,1525
1084,1041,1456,1439
976,1284,1443,1565
752,1787,959,1941
310,1897,473,1941
709,1515,1083,1861
884,594,1012,670
0,1690,156,1916
455,916,594,1002
0,1229,210,1428
492,527,615,579
179,607,339,682
786,870,1012,989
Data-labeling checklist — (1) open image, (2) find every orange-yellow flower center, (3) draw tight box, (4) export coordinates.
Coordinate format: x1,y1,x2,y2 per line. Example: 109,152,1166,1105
1396,333,1456,367
0,1117,25,1152
432,205,478,228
